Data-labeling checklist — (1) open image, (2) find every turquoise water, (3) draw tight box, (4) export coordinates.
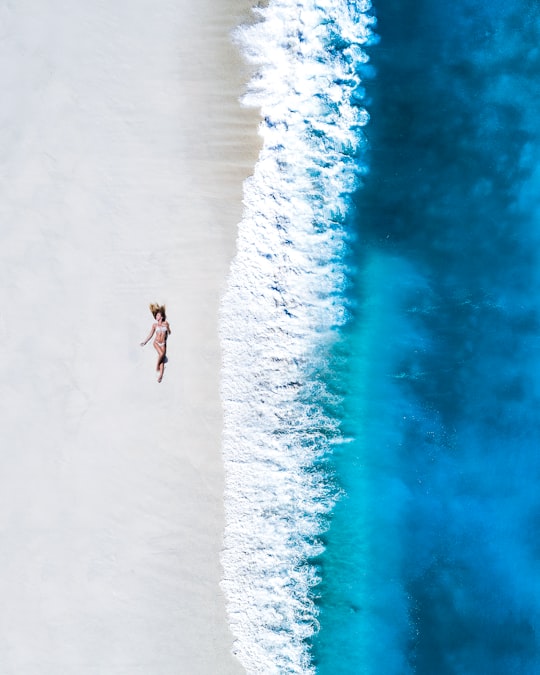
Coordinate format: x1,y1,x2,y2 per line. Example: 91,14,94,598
313,0,540,672
221,0,540,671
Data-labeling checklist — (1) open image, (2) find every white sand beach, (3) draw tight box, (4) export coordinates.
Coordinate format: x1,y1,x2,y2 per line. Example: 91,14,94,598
0,0,258,672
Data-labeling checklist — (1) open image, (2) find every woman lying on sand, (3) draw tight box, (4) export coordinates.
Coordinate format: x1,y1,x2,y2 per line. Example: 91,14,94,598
141,303,171,383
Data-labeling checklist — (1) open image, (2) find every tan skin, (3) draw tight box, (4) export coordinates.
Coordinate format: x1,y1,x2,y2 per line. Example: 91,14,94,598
140,311,171,382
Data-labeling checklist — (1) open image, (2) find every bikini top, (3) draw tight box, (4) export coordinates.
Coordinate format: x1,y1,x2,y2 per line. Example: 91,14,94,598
156,325,168,333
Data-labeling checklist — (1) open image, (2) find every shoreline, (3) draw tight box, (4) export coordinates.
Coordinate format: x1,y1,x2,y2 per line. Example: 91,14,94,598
0,1,259,672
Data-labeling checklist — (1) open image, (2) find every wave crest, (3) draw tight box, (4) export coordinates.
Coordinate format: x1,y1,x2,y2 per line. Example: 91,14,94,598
220,0,375,671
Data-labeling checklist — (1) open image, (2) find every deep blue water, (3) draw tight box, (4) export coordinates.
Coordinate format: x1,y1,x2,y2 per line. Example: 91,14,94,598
312,0,540,673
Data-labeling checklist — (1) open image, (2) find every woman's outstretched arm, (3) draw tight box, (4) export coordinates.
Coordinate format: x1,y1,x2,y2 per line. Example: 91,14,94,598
140,324,156,346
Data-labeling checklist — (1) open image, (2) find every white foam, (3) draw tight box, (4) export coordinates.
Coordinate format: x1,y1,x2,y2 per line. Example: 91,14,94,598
220,0,375,672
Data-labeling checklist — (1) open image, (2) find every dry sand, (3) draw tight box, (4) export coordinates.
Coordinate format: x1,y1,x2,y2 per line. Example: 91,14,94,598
0,0,259,672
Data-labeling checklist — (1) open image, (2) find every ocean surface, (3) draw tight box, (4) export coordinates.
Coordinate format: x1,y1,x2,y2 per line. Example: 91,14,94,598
220,0,540,673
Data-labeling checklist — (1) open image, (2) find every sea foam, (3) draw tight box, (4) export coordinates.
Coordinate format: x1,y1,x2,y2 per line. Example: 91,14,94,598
220,1,376,672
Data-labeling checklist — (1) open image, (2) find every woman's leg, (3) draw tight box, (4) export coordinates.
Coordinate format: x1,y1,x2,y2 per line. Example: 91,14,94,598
153,343,164,370
156,346,166,382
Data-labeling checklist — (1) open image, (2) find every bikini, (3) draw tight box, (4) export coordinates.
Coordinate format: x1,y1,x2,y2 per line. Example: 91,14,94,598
155,324,167,347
